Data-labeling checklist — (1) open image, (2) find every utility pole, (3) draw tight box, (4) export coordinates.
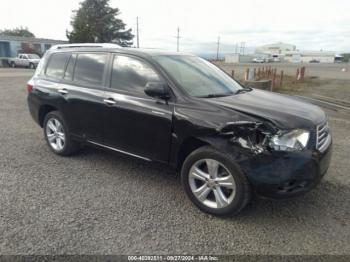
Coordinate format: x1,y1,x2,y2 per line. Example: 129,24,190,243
216,36,220,60
176,27,180,52
240,42,246,55
136,16,140,48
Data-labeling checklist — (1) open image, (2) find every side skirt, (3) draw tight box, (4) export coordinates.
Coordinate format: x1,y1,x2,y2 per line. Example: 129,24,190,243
87,140,152,162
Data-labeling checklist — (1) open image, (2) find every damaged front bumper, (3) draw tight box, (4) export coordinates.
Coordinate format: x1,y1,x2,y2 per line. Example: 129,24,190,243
216,118,332,199
239,140,332,199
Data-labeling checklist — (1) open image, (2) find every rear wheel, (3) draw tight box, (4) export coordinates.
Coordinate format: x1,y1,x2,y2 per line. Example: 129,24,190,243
181,146,251,216
43,111,80,156
29,63,35,69
11,62,16,68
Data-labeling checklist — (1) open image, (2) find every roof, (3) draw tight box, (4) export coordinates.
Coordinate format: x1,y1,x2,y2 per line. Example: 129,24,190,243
258,42,296,47
50,43,122,49
0,35,68,44
48,45,194,57
124,48,193,56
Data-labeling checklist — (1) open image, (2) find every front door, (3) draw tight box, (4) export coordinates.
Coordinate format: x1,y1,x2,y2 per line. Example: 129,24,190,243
101,55,173,163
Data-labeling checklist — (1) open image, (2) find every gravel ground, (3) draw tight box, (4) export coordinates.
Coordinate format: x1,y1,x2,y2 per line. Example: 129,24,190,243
0,69,349,255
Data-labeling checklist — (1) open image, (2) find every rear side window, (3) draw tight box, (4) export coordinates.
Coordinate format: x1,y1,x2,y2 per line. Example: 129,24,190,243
46,53,70,79
74,53,107,86
111,55,160,94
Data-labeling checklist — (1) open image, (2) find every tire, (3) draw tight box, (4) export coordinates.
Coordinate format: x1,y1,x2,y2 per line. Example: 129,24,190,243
181,145,251,216
11,62,16,68
43,111,81,156
29,63,35,69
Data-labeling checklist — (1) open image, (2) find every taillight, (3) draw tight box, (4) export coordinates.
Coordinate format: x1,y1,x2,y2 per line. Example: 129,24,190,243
27,83,33,93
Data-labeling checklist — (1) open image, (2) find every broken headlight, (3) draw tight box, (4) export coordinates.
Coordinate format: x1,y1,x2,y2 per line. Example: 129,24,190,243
269,129,310,151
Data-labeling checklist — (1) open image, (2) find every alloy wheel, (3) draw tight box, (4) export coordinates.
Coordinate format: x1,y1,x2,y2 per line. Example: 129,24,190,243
45,118,65,151
188,159,236,209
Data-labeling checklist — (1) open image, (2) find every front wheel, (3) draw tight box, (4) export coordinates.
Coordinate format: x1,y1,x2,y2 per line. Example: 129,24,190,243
43,111,81,156
181,146,251,216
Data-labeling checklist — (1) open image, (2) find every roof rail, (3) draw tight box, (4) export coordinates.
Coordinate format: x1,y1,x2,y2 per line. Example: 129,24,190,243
50,43,122,50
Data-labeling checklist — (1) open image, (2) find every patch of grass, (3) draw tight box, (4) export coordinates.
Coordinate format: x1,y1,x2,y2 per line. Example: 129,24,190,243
274,76,329,92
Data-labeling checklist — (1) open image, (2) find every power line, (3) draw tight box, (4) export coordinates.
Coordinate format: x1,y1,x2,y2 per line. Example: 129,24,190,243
136,16,140,48
216,36,220,60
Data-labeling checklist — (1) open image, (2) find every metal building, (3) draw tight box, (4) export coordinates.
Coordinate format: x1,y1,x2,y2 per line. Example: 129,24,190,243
255,42,336,63
283,51,336,63
0,35,67,57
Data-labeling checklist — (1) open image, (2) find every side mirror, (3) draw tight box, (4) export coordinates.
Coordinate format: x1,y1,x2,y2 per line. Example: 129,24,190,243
144,81,170,100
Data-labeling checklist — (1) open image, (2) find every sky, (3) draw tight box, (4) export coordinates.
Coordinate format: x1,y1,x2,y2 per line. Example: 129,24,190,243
1,0,349,55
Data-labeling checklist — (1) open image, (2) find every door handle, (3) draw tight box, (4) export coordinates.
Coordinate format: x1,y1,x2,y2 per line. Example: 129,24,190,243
103,98,117,105
58,88,68,95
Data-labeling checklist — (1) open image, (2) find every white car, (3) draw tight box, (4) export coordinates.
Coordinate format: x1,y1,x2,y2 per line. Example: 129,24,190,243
252,57,265,63
8,53,41,69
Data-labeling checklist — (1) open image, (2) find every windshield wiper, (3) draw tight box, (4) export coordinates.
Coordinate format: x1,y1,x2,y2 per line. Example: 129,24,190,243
198,92,234,98
235,87,253,94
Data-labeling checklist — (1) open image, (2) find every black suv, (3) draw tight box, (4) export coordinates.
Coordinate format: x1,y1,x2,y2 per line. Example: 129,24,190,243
27,44,332,216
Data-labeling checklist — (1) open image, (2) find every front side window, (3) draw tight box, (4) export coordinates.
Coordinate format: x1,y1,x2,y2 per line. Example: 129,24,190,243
74,53,107,86
46,53,70,79
153,55,243,97
111,55,160,94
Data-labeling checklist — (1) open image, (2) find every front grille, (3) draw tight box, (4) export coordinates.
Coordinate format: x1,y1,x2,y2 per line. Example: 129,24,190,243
316,121,329,151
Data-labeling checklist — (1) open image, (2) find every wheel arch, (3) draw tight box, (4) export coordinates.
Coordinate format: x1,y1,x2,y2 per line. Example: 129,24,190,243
38,105,58,127
176,134,243,172
176,136,209,171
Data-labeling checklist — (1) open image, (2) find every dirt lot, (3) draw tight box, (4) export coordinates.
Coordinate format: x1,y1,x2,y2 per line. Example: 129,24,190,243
217,62,350,80
216,62,350,105
0,68,349,255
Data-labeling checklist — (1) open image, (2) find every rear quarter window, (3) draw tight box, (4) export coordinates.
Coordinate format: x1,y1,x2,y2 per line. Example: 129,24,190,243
45,53,70,79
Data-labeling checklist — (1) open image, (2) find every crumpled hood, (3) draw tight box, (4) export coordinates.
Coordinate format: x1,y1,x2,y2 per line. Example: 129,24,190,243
207,89,326,130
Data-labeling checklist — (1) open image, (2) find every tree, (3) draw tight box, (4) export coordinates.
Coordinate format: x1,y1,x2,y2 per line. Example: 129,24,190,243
0,27,35,37
66,0,134,46
341,53,350,62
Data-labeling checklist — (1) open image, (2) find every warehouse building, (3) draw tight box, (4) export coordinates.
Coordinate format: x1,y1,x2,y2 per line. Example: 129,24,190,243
283,51,336,63
224,53,255,63
255,42,337,63
0,35,67,58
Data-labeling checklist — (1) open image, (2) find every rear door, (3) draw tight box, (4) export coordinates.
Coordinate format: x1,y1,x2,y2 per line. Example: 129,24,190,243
100,54,174,163
22,54,30,67
39,51,109,141
18,55,26,66
59,52,110,141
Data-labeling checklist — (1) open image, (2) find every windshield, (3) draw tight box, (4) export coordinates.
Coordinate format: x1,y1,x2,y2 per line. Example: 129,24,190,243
27,54,40,59
153,55,243,97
